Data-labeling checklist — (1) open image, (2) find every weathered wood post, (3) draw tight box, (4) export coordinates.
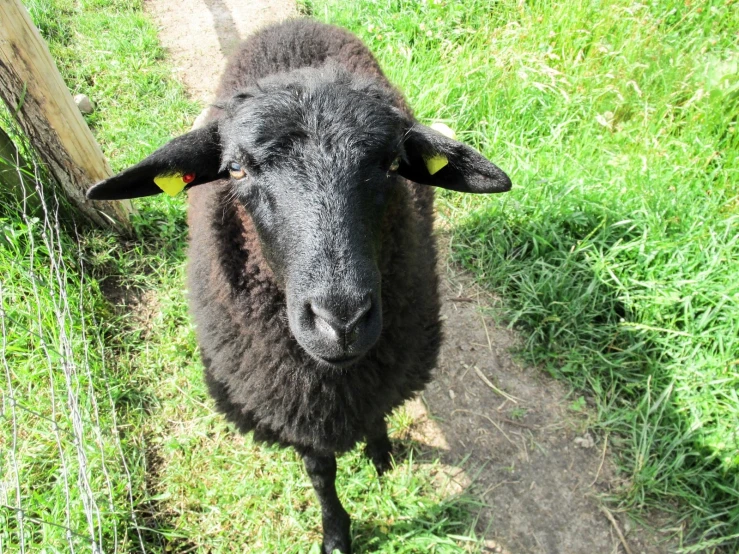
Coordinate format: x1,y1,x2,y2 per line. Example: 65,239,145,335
0,0,134,231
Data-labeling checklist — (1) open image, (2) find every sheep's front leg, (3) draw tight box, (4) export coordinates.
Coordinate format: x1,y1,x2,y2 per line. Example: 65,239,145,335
364,417,393,476
303,451,351,554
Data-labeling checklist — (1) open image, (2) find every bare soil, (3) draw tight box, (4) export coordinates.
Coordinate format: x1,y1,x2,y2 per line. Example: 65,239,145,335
143,2,674,552
145,0,295,106
405,238,671,554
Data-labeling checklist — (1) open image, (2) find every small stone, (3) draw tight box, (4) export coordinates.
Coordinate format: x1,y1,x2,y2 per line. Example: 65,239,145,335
574,433,595,449
448,389,456,400
74,94,94,114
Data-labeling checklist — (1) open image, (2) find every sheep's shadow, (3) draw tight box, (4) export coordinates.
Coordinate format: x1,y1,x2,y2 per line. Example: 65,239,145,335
351,436,491,553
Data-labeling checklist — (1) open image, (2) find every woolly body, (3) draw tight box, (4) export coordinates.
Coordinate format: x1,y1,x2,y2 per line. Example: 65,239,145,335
186,19,441,456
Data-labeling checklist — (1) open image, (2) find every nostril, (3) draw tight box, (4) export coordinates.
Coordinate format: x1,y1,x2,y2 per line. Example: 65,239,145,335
308,297,374,346
350,299,372,326
310,302,343,332
346,325,361,348
345,299,371,338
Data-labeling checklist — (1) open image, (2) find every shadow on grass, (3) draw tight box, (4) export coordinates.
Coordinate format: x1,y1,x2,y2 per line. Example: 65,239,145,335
450,200,739,551
135,444,199,554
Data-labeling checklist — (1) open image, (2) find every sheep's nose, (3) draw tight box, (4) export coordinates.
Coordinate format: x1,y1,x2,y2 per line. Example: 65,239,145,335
289,291,382,366
310,298,372,348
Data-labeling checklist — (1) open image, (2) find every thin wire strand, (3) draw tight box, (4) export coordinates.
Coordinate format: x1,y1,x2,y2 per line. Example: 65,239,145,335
24,164,76,554
2,116,149,553
1,281,26,554
43,164,105,553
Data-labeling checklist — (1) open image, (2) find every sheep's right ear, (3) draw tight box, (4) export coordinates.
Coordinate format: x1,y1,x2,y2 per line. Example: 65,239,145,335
86,121,227,200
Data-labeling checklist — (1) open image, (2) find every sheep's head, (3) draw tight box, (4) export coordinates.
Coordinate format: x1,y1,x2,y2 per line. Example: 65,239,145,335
86,67,511,369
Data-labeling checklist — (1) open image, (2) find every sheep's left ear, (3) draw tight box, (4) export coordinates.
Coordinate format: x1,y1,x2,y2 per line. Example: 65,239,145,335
86,121,226,200
398,124,511,193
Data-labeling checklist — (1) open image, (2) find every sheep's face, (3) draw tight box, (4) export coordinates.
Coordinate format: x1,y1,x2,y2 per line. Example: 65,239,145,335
84,68,511,370
218,76,405,368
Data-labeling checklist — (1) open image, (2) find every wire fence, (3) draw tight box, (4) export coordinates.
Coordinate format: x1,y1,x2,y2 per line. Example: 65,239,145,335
0,118,146,553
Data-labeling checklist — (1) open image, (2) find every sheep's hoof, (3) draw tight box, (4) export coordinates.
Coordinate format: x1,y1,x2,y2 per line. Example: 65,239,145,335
321,507,351,554
322,527,351,553
365,440,393,476
323,542,351,554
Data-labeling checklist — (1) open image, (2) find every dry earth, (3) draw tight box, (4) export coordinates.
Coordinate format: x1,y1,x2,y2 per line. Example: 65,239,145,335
145,0,295,105
407,239,670,554
143,1,673,552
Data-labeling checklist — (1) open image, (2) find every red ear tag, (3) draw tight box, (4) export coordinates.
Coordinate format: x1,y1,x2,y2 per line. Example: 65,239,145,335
182,173,196,184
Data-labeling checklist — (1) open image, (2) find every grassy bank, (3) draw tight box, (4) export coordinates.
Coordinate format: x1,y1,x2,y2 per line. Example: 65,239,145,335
2,1,485,552
308,0,739,550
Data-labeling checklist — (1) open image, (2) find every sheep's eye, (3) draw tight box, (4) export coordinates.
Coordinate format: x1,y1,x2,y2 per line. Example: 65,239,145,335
228,162,247,180
388,156,401,173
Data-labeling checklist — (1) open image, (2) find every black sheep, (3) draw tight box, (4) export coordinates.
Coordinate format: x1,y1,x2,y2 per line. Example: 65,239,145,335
87,19,511,553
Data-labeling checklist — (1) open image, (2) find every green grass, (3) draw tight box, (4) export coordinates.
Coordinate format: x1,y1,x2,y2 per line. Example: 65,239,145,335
2,1,486,552
306,0,739,550
1,0,199,549
4,0,738,551
0,118,141,550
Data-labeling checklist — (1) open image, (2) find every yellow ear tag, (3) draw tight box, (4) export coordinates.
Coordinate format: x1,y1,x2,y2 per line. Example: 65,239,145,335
153,172,193,197
424,122,457,176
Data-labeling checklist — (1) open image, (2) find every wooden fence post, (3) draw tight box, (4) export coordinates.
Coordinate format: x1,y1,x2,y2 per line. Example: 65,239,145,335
0,0,134,231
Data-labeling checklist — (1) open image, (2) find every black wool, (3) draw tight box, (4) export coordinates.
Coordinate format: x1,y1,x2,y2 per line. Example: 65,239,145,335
187,21,441,456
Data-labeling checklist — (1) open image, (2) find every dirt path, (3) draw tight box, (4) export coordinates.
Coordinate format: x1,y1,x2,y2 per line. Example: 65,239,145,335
144,2,669,552
408,241,669,554
145,0,294,105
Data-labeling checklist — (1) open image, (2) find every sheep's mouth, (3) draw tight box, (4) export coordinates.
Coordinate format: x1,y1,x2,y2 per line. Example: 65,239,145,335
314,353,362,369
